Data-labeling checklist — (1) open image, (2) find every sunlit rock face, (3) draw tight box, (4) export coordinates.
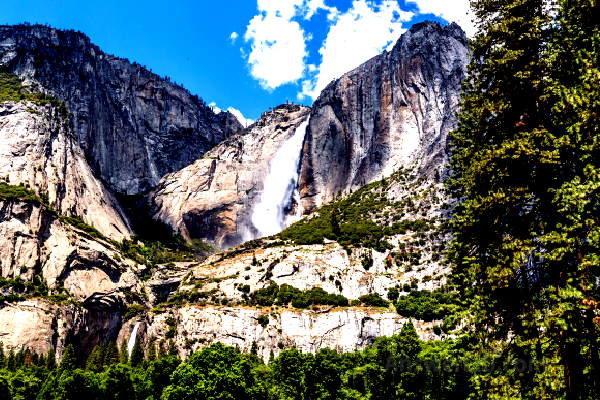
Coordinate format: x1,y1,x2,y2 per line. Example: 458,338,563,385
146,106,311,249
0,24,243,195
298,21,469,213
0,101,132,240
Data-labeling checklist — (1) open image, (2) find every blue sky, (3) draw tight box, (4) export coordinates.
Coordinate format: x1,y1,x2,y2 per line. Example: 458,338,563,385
2,0,473,124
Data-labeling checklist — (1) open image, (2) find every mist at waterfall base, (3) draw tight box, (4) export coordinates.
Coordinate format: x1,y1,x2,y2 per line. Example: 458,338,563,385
251,117,309,238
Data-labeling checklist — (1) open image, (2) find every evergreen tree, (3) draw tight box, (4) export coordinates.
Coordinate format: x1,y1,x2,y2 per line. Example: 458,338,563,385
146,337,157,362
86,345,103,373
250,340,258,356
7,347,15,371
59,344,77,373
37,353,45,368
330,208,340,236
46,348,57,371
168,339,178,357
0,341,5,369
130,339,144,368
105,341,120,366
269,349,274,365
158,339,167,359
447,0,600,398
119,339,129,365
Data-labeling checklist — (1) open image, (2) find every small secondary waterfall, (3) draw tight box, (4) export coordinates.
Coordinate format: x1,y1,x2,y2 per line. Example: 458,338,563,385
127,322,140,357
251,117,309,238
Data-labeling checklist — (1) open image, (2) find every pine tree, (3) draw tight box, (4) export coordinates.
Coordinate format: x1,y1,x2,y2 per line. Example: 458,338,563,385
7,348,15,371
447,0,600,398
168,339,178,357
250,340,258,356
46,348,57,370
37,353,45,368
58,344,77,373
269,349,274,365
146,337,157,362
86,345,103,373
158,339,167,359
105,341,120,366
119,339,129,364
0,341,5,369
130,339,144,368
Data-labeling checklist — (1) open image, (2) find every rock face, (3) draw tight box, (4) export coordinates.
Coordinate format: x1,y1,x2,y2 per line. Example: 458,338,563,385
0,24,243,195
298,21,468,212
0,101,132,240
147,105,311,248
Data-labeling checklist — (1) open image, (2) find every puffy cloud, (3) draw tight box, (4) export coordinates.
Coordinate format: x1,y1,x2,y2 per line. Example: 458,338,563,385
407,0,475,37
209,102,254,127
226,106,255,127
208,102,221,114
229,32,238,44
302,0,413,99
244,0,309,90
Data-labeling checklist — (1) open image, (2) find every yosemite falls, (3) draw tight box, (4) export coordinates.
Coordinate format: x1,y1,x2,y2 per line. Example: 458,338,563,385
251,117,309,238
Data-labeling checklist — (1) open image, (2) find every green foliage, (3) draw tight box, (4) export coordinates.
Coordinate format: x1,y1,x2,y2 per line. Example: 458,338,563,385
394,287,458,320
124,305,145,321
129,340,144,369
279,175,432,251
358,292,389,308
247,282,348,309
257,314,269,328
0,69,61,106
446,0,600,397
162,342,261,400
0,182,42,204
59,215,108,242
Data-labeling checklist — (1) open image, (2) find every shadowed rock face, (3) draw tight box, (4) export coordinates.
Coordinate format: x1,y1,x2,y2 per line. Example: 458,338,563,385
0,24,243,195
299,21,469,213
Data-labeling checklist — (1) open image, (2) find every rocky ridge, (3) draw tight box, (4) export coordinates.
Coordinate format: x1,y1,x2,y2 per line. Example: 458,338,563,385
299,21,468,212
0,24,243,194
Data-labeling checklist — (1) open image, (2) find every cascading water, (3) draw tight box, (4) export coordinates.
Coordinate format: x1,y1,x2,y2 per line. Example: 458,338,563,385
251,117,309,238
127,322,140,357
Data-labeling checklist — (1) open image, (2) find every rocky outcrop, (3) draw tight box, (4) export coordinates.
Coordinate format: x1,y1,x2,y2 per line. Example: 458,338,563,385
298,21,468,212
147,105,311,248
0,101,132,240
0,24,243,195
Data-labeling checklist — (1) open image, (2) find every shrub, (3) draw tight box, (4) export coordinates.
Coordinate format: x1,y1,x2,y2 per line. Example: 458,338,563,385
257,315,269,327
358,293,389,308
125,304,145,320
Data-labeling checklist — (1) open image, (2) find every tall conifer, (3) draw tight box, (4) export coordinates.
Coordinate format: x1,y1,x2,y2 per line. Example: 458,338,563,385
448,0,599,398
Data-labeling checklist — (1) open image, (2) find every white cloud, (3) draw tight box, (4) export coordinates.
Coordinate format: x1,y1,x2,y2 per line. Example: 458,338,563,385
209,102,254,127
244,0,309,90
226,106,255,128
208,102,222,114
230,32,238,44
407,0,475,37
302,0,413,99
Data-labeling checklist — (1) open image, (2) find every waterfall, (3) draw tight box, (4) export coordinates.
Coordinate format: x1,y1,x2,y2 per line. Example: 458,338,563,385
251,117,309,238
127,322,140,357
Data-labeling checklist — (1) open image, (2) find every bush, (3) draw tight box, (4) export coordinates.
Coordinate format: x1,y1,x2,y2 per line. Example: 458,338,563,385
257,315,269,327
387,286,400,301
358,293,389,308
433,325,442,335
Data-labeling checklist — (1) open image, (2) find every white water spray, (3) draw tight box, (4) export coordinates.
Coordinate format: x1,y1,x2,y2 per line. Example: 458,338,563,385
251,117,309,237
127,322,140,357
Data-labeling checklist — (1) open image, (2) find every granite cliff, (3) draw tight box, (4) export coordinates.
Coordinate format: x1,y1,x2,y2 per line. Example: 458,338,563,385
299,21,468,212
0,24,243,195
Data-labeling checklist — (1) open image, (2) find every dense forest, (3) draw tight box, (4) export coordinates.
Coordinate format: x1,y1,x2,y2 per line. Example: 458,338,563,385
0,321,484,399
